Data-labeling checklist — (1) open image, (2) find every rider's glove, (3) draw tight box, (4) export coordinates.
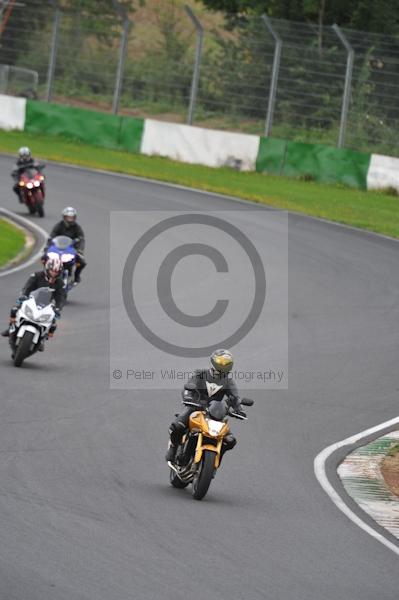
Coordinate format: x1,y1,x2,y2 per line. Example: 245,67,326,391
16,295,27,307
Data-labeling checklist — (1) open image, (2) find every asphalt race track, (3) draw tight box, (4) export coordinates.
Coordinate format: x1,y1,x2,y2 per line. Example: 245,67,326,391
0,155,398,600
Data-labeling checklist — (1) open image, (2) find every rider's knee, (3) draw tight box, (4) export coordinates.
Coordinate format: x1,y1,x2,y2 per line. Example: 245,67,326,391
169,420,186,445
223,434,236,451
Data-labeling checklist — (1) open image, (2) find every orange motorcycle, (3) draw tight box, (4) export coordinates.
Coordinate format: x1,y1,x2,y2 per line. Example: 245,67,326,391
168,391,254,500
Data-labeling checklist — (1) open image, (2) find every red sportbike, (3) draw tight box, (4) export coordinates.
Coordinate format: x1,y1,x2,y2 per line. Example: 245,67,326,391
18,166,46,217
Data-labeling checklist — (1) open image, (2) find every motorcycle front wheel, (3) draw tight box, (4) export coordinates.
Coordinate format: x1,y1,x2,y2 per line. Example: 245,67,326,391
14,331,34,367
34,190,44,217
192,450,216,500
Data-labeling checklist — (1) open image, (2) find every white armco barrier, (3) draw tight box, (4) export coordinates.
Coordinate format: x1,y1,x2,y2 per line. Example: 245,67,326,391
141,119,260,171
367,154,399,191
0,94,26,130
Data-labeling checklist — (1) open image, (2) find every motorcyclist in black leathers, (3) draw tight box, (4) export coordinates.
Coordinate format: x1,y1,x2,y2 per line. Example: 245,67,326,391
1,257,65,349
42,207,86,283
165,349,246,464
12,147,45,203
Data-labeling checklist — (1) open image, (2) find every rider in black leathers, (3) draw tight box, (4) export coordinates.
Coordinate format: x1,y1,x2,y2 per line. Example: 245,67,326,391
1,257,65,345
12,147,44,202
43,206,86,283
165,349,246,464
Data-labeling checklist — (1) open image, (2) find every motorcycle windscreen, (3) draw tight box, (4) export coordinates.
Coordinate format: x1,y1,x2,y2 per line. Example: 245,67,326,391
24,168,39,178
30,287,53,308
52,235,74,250
208,399,228,421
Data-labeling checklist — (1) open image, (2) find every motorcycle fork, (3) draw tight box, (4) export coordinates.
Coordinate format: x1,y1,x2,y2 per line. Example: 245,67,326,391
194,432,223,468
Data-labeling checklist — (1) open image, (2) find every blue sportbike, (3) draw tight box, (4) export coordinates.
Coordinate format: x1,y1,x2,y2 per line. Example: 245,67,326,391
46,235,78,295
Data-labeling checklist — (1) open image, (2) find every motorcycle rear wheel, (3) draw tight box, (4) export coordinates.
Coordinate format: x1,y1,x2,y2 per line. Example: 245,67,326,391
192,450,216,500
14,331,34,367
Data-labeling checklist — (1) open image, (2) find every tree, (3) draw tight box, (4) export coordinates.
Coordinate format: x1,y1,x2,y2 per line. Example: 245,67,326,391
197,0,399,34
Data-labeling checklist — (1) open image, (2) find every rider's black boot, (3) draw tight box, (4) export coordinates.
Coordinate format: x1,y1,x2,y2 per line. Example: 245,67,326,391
165,443,177,463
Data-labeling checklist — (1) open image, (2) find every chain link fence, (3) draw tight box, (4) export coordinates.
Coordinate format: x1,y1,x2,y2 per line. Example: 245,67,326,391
1,0,399,156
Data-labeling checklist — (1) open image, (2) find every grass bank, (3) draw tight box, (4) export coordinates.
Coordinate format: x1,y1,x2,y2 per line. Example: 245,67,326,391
0,217,26,268
1,129,398,239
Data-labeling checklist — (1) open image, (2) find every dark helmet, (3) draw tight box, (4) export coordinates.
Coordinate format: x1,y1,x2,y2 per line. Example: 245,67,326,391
62,206,77,226
210,348,234,374
18,146,31,162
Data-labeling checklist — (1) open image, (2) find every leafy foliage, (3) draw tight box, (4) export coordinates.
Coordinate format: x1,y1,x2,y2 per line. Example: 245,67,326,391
197,0,399,34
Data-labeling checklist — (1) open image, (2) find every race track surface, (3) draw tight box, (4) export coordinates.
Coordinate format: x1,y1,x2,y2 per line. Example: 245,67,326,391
0,156,398,600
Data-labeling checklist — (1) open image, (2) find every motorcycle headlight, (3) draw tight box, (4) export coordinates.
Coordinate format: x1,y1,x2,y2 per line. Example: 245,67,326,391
206,419,225,437
37,313,52,323
26,182,33,189
24,305,34,319
34,181,40,187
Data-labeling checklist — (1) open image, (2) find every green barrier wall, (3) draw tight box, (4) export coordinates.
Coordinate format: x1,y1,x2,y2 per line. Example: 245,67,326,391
256,136,371,190
255,137,287,175
25,101,144,153
23,100,371,190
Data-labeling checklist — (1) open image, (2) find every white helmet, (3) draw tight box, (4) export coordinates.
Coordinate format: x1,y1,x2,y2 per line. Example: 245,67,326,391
62,206,77,224
45,255,62,280
18,146,31,162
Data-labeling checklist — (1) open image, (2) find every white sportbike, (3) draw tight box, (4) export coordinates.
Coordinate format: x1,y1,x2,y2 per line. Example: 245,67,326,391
9,287,56,367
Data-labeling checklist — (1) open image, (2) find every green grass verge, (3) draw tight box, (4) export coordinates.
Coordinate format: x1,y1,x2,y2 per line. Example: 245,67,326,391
1,129,399,238
388,443,399,457
0,217,26,268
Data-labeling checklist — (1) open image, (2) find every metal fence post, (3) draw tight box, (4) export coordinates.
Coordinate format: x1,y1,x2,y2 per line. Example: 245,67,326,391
0,65,9,94
262,14,282,137
45,2,61,102
185,5,204,126
332,24,354,148
112,17,129,114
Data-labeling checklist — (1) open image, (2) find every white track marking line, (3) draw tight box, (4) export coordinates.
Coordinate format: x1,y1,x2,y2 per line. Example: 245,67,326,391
0,207,47,277
314,415,399,556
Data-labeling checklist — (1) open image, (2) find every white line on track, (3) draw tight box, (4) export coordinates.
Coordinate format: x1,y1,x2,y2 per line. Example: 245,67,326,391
314,416,399,556
0,207,47,278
